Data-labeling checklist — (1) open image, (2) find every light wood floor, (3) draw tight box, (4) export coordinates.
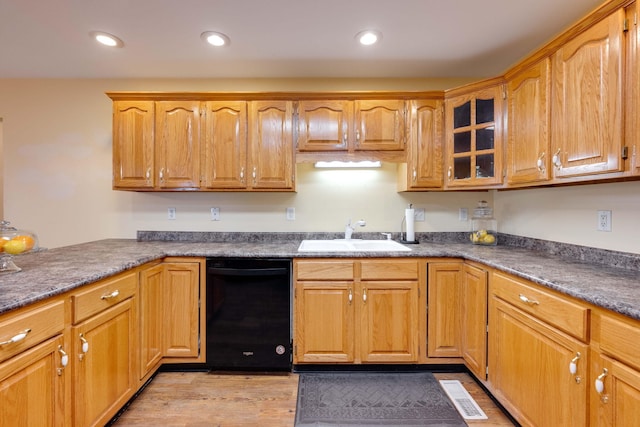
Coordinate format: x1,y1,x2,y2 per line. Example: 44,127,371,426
110,371,515,427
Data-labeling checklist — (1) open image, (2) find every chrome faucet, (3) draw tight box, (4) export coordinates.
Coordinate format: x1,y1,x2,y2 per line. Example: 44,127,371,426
345,218,366,240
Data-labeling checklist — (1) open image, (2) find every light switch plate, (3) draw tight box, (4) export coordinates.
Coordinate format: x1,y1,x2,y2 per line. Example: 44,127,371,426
414,208,425,222
211,207,220,221
286,207,295,220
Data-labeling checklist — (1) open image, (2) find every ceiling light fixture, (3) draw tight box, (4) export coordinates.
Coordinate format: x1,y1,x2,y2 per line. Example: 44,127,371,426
89,31,124,48
201,31,230,47
314,161,382,169
355,30,382,46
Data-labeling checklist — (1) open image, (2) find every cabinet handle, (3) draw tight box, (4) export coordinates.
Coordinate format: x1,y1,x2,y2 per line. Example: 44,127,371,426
78,333,89,361
343,132,348,145
56,345,69,376
552,148,562,170
356,130,360,142
240,167,245,183
252,167,257,185
0,328,31,346
100,289,120,300
447,166,452,180
595,368,609,403
569,352,581,383
362,288,367,303
348,288,353,305
412,168,417,182
518,294,539,306
145,168,151,180
536,152,546,172
159,168,165,182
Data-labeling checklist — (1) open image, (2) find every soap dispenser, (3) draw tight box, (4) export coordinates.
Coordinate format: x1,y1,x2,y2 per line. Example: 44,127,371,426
470,201,497,245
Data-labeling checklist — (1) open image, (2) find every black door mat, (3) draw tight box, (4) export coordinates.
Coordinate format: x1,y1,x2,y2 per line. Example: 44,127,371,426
295,372,467,426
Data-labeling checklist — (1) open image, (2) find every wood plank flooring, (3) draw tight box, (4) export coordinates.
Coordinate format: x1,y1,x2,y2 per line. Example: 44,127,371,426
110,371,515,427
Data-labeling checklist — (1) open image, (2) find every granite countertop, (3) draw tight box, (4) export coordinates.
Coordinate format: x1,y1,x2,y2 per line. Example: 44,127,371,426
0,237,638,322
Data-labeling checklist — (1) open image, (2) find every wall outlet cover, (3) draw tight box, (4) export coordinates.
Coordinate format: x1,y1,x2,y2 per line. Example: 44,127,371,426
597,210,612,232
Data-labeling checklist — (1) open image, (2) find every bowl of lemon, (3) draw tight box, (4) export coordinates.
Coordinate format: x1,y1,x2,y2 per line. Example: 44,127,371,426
0,220,38,273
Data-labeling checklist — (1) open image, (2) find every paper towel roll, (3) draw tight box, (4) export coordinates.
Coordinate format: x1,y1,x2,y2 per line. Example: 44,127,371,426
405,208,415,242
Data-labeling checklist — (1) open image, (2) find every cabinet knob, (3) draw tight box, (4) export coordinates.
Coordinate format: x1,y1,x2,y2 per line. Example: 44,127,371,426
57,345,69,376
240,167,245,183
412,168,417,182
447,167,452,180
536,152,546,172
79,333,89,360
569,352,580,375
362,288,367,303
595,368,608,394
552,148,562,170
348,288,353,305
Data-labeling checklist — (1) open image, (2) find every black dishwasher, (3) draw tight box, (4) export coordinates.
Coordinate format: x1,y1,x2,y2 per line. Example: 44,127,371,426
206,258,291,371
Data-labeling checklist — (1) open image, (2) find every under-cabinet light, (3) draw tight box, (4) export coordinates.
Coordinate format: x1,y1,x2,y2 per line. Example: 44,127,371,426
314,161,382,168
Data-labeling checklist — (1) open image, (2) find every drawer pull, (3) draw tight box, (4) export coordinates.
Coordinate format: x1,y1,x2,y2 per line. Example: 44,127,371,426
519,294,539,306
0,328,31,346
100,290,120,300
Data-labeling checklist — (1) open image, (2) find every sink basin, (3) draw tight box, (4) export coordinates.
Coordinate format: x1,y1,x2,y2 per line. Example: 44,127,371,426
297,239,411,252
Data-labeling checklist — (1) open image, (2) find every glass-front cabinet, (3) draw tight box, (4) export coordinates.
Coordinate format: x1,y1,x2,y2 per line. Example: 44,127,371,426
445,83,504,188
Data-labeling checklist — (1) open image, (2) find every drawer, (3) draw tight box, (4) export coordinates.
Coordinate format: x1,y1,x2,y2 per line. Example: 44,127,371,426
598,312,640,371
360,260,419,280
492,272,589,342
0,299,65,363
295,260,354,280
72,271,137,324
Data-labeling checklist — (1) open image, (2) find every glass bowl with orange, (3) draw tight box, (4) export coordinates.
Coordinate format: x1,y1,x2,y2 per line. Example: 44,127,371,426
0,220,39,273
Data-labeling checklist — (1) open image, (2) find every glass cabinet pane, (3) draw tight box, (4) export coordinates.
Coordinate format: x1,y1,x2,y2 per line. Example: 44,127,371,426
476,128,494,151
476,99,494,124
453,131,471,153
453,101,471,128
454,157,471,180
476,154,495,178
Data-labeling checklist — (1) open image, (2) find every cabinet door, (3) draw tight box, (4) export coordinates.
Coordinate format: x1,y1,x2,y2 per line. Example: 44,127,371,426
427,262,462,358
139,263,163,380
162,262,200,358
0,335,66,427
202,101,248,189
445,86,504,187
404,99,444,189
355,100,406,151
360,281,419,363
155,100,201,189
461,264,487,379
112,101,155,189
590,351,640,427
489,297,588,426
248,100,294,190
506,58,551,185
72,299,136,427
294,282,354,363
296,100,350,151
550,10,624,178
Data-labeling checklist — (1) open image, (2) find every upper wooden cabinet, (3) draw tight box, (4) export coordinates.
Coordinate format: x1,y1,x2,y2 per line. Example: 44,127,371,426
296,99,407,155
155,101,202,189
445,81,505,188
506,58,552,186
550,9,625,179
627,1,640,177
398,99,444,190
112,100,155,189
249,101,295,190
110,95,295,192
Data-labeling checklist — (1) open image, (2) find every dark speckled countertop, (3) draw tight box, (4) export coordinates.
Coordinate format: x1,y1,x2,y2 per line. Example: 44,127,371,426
0,233,638,322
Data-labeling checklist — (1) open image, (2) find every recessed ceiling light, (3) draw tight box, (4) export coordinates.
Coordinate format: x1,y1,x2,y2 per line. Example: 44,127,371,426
89,31,124,48
355,30,382,46
201,31,230,47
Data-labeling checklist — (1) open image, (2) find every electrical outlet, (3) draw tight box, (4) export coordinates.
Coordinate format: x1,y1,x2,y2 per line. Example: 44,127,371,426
211,207,220,221
167,207,176,220
414,208,425,222
597,210,612,232
459,208,468,221
286,207,295,220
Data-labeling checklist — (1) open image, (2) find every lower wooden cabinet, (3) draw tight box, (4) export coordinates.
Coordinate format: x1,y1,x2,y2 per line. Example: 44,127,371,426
427,261,462,358
460,263,488,380
71,297,137,427
0,335,67,427
294,259,424,364
139,263,164,380
489,271,589,426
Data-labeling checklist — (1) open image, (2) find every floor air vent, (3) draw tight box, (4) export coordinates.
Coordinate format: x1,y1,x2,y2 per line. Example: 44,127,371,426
439,380,488,420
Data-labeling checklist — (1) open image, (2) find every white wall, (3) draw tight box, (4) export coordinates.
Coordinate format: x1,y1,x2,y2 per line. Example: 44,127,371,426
1,78,638,254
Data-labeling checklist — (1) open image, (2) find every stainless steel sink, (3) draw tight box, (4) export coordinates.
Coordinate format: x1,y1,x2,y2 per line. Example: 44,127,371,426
297,239,411,252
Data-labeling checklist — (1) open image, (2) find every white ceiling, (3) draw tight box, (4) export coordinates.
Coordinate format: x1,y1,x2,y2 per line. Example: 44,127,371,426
0,0,605,79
